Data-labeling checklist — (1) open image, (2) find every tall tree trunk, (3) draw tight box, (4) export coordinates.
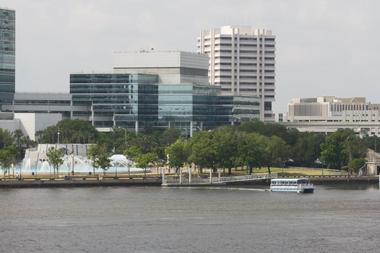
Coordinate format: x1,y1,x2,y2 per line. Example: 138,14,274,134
228,167,232,175
267,166,271,175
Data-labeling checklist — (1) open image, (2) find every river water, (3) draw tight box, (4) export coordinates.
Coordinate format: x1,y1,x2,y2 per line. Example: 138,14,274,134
0,185,379,253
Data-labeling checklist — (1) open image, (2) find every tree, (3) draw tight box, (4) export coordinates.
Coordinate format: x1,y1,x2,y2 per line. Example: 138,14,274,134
46,147,64,177
13,129,36,163
36,119,98,144
344,134,367,163
188,131,217,173
321,130,366,169
0,145,17,177
165,138,190,171
237,120,298,146
87,144,111,175
262,136,289,175
213,127,240,174
96,153,111,175
236,133,265,174
291,133,325,167
158,128,181,147
134,152,157,177
348,158,367,175
362,135,380,153
0,128,14,149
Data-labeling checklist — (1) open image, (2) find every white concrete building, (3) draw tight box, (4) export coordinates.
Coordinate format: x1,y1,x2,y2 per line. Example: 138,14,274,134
0,113,62,140
113,50,209,85
285,96,380,136
198,26,276,121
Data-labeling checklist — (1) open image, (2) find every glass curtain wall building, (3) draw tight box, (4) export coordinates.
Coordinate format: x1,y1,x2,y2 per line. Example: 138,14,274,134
158,84,259,135
70,73,260,134
70,73,158,129
0,8,15,109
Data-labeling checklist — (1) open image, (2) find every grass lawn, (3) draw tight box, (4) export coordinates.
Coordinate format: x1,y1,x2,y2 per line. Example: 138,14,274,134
234,167,348,176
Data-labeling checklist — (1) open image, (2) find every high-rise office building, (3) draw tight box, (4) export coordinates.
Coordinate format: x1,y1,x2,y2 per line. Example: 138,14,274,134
0,8,15,109
198,26,276,121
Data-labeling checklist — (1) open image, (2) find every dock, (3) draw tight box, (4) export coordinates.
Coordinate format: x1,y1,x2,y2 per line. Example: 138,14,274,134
162,172,276,187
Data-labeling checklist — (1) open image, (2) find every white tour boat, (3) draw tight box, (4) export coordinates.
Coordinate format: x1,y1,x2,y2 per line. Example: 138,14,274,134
270,178,314,193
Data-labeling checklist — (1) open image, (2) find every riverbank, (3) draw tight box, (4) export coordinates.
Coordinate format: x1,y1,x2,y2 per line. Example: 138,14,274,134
0,175,378,188
0,176,161,188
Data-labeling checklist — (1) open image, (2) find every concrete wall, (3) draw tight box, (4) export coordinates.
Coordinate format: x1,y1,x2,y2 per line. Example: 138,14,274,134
113,51,208,69
113,51,209,85
0,119,22,133
13,113,62,141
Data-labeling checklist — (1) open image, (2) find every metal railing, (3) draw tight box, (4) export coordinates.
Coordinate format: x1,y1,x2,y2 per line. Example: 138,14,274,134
163,173,277,185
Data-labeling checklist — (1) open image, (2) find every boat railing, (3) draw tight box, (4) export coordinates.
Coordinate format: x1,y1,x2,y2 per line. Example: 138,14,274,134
298,183,314,188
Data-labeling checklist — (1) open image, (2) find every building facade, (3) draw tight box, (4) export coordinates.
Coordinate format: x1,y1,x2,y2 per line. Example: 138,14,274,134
70,73,260,135
113,50,209,85
157,84,259,136
70,73,158,130
198,26,276,121
285,96,380,136
0,8,15,109
3,92,75,118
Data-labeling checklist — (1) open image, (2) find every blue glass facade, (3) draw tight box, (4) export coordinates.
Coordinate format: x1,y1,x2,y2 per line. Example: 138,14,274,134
70,73,260,134
0,9,15,108
70,73,158,128
158,84,260,134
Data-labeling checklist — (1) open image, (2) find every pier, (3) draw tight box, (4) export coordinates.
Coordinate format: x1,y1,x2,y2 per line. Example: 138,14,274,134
162,170,276,187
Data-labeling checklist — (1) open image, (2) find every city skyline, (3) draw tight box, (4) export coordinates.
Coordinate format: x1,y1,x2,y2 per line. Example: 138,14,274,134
1,0,379,112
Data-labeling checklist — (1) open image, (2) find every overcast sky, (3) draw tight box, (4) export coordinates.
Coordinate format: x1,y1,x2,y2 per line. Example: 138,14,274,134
1,0,379,112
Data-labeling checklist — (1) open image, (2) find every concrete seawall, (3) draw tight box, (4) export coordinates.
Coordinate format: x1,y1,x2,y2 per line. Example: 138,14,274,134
0,175,378,188
0,178,162,188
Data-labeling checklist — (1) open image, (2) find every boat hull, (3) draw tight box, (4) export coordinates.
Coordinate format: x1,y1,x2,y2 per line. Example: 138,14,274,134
270,185,314,193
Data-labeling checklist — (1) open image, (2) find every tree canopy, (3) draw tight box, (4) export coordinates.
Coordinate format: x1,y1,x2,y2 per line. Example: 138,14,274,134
36,119,98,144
46,147,64,176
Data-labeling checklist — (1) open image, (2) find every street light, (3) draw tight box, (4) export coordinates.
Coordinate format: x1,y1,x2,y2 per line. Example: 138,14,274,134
57,128,61,145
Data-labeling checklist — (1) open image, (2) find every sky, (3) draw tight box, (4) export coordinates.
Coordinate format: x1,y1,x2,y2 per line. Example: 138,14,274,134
1,0,379,112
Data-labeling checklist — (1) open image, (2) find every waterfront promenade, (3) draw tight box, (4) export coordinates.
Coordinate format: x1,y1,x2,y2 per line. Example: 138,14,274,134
0,172,378,188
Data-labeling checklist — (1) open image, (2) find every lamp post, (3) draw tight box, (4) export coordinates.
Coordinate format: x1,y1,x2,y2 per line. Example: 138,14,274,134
57,128,61,145
71,153,75,176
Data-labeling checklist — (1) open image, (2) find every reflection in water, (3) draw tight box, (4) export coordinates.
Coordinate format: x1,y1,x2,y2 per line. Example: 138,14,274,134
0,185,379,253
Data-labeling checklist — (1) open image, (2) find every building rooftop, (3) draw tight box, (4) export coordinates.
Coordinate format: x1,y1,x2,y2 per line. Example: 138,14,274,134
291,96,368,104
113,50,209,70
0,7,15,12
201,26,273,36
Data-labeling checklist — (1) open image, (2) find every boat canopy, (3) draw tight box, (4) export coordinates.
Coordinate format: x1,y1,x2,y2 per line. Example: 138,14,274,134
271,178,309,184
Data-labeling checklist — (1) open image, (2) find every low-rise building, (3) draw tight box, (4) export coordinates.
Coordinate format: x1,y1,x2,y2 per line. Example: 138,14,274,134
285,96,380,136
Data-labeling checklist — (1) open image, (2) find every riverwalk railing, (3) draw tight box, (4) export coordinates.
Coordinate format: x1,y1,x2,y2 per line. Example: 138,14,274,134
163,173,277,186
212,173,277,184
